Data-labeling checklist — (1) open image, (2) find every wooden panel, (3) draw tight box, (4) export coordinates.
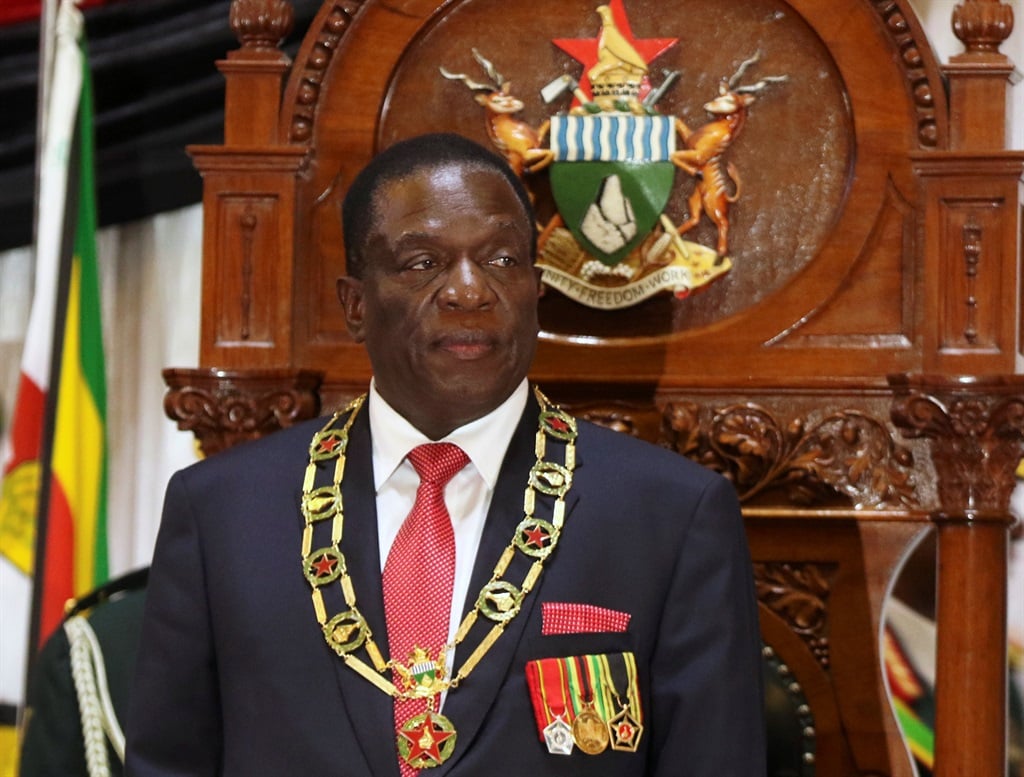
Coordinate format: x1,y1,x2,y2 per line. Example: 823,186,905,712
212,194,282,348
938,198,1003,352
778,179,916,349
191,148,309,368
913,153,1024,374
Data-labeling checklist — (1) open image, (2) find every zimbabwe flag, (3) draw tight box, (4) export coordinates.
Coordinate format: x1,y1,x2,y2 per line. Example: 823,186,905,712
36,9,109,640
0,0,108,717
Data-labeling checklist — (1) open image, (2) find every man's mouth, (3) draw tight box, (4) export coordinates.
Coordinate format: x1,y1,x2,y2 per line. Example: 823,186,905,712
436,332,496,360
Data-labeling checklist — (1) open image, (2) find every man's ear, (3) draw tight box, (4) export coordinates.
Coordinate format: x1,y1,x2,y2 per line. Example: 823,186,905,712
337,276,366,343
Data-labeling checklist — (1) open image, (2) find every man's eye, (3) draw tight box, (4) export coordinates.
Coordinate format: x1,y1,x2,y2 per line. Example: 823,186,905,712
488,255,517,268
406,257,437,271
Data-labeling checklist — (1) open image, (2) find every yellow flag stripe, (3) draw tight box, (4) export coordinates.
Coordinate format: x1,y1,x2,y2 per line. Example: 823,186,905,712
50,258,105,594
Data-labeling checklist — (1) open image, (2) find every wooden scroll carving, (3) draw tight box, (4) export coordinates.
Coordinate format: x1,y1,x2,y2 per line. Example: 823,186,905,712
662,402,919,509
163,368,322,457
754,561,834,670
567,396,921,510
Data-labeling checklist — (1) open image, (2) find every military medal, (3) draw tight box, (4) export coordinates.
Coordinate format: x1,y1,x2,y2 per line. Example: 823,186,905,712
569,656,610,755
601,652,644,752
543,714,574,755
397,710,457,768
526,651,643,757
608,704,643,752
572,701,609,754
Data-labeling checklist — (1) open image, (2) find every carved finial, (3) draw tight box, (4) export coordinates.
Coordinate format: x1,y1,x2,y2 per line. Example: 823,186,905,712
230,0,294,50
952,0,1014,54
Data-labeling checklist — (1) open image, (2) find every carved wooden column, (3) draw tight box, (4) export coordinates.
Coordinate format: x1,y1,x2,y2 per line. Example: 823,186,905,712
223,0,296,147
946,0,1017,150
911,0,1023,376
169,0,320,447
890,374,1024,777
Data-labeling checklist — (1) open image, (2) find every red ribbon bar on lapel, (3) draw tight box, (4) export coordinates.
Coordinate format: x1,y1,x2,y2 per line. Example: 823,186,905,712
525,656,574,741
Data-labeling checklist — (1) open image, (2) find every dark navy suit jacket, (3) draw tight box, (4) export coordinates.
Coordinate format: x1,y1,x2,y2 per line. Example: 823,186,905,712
125,393,765,776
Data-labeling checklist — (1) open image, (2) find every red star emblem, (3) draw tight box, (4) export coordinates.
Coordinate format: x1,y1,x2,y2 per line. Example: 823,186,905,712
400,712,455,766
549,417,569,433
553,0,676,107
523,524,549,549
318,434,341,454
311,553,338,578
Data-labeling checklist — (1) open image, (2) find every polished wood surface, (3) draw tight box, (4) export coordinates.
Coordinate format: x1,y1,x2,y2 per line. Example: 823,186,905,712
170,0,1023,773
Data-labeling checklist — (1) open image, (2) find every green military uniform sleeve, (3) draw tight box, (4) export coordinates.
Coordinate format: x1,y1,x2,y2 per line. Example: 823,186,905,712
20,587,146,777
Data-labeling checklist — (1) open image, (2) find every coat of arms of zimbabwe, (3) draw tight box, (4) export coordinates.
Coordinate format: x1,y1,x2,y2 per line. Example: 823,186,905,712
441,0,787,310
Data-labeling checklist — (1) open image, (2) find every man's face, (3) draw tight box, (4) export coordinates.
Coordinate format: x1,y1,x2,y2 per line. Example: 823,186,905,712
338,163,540,439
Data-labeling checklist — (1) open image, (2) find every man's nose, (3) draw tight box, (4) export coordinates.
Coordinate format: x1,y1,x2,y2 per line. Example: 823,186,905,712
439,257,496,309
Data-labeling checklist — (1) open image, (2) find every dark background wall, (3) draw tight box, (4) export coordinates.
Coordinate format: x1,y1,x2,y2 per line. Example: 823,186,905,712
0,0,321,251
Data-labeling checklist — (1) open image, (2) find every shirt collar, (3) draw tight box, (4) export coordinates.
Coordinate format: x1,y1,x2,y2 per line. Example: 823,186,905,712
368,378,530,492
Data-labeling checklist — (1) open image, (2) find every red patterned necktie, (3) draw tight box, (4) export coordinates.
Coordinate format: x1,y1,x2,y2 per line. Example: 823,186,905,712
383,442,468,775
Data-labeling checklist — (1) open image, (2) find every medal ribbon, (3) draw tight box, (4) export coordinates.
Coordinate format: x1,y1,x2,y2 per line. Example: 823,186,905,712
581,654,616,721
598,652,642,724
525,652,641,744
525,656,573,740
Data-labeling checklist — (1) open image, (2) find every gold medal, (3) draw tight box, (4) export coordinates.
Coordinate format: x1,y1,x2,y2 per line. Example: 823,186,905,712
572,702,609,755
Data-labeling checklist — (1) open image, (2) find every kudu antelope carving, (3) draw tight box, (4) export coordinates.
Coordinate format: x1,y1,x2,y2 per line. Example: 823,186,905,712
440,50,554,178
671,52,787,256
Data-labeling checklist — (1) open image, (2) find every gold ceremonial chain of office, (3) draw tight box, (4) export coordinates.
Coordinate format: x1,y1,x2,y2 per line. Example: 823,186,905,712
300,386,577,704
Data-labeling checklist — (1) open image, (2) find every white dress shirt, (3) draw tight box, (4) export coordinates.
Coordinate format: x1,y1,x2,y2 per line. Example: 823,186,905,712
368,378,529,656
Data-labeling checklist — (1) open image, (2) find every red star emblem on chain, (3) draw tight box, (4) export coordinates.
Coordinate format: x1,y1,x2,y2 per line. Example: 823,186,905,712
318,434,341,454
523,524,550,549
549,417,569,433
400,711,456,766
553,0,676,108
311,553,338,578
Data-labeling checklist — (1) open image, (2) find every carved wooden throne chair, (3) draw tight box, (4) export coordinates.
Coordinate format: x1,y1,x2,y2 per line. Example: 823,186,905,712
163,0,1024,774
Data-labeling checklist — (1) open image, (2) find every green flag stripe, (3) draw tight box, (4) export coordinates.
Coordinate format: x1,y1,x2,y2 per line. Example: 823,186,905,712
74,38,108,582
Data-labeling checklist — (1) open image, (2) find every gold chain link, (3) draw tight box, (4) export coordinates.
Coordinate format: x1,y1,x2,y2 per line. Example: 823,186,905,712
300,387,577,701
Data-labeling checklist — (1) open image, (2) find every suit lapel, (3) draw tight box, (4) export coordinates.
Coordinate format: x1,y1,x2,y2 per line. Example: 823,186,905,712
327,410,402,777
438,392,582,774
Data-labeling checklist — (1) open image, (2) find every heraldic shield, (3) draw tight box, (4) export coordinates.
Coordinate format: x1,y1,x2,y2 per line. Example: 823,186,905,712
548,115,676,268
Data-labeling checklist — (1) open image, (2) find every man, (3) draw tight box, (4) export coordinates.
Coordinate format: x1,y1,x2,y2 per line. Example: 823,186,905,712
20,569,148,777
125,133,765,776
